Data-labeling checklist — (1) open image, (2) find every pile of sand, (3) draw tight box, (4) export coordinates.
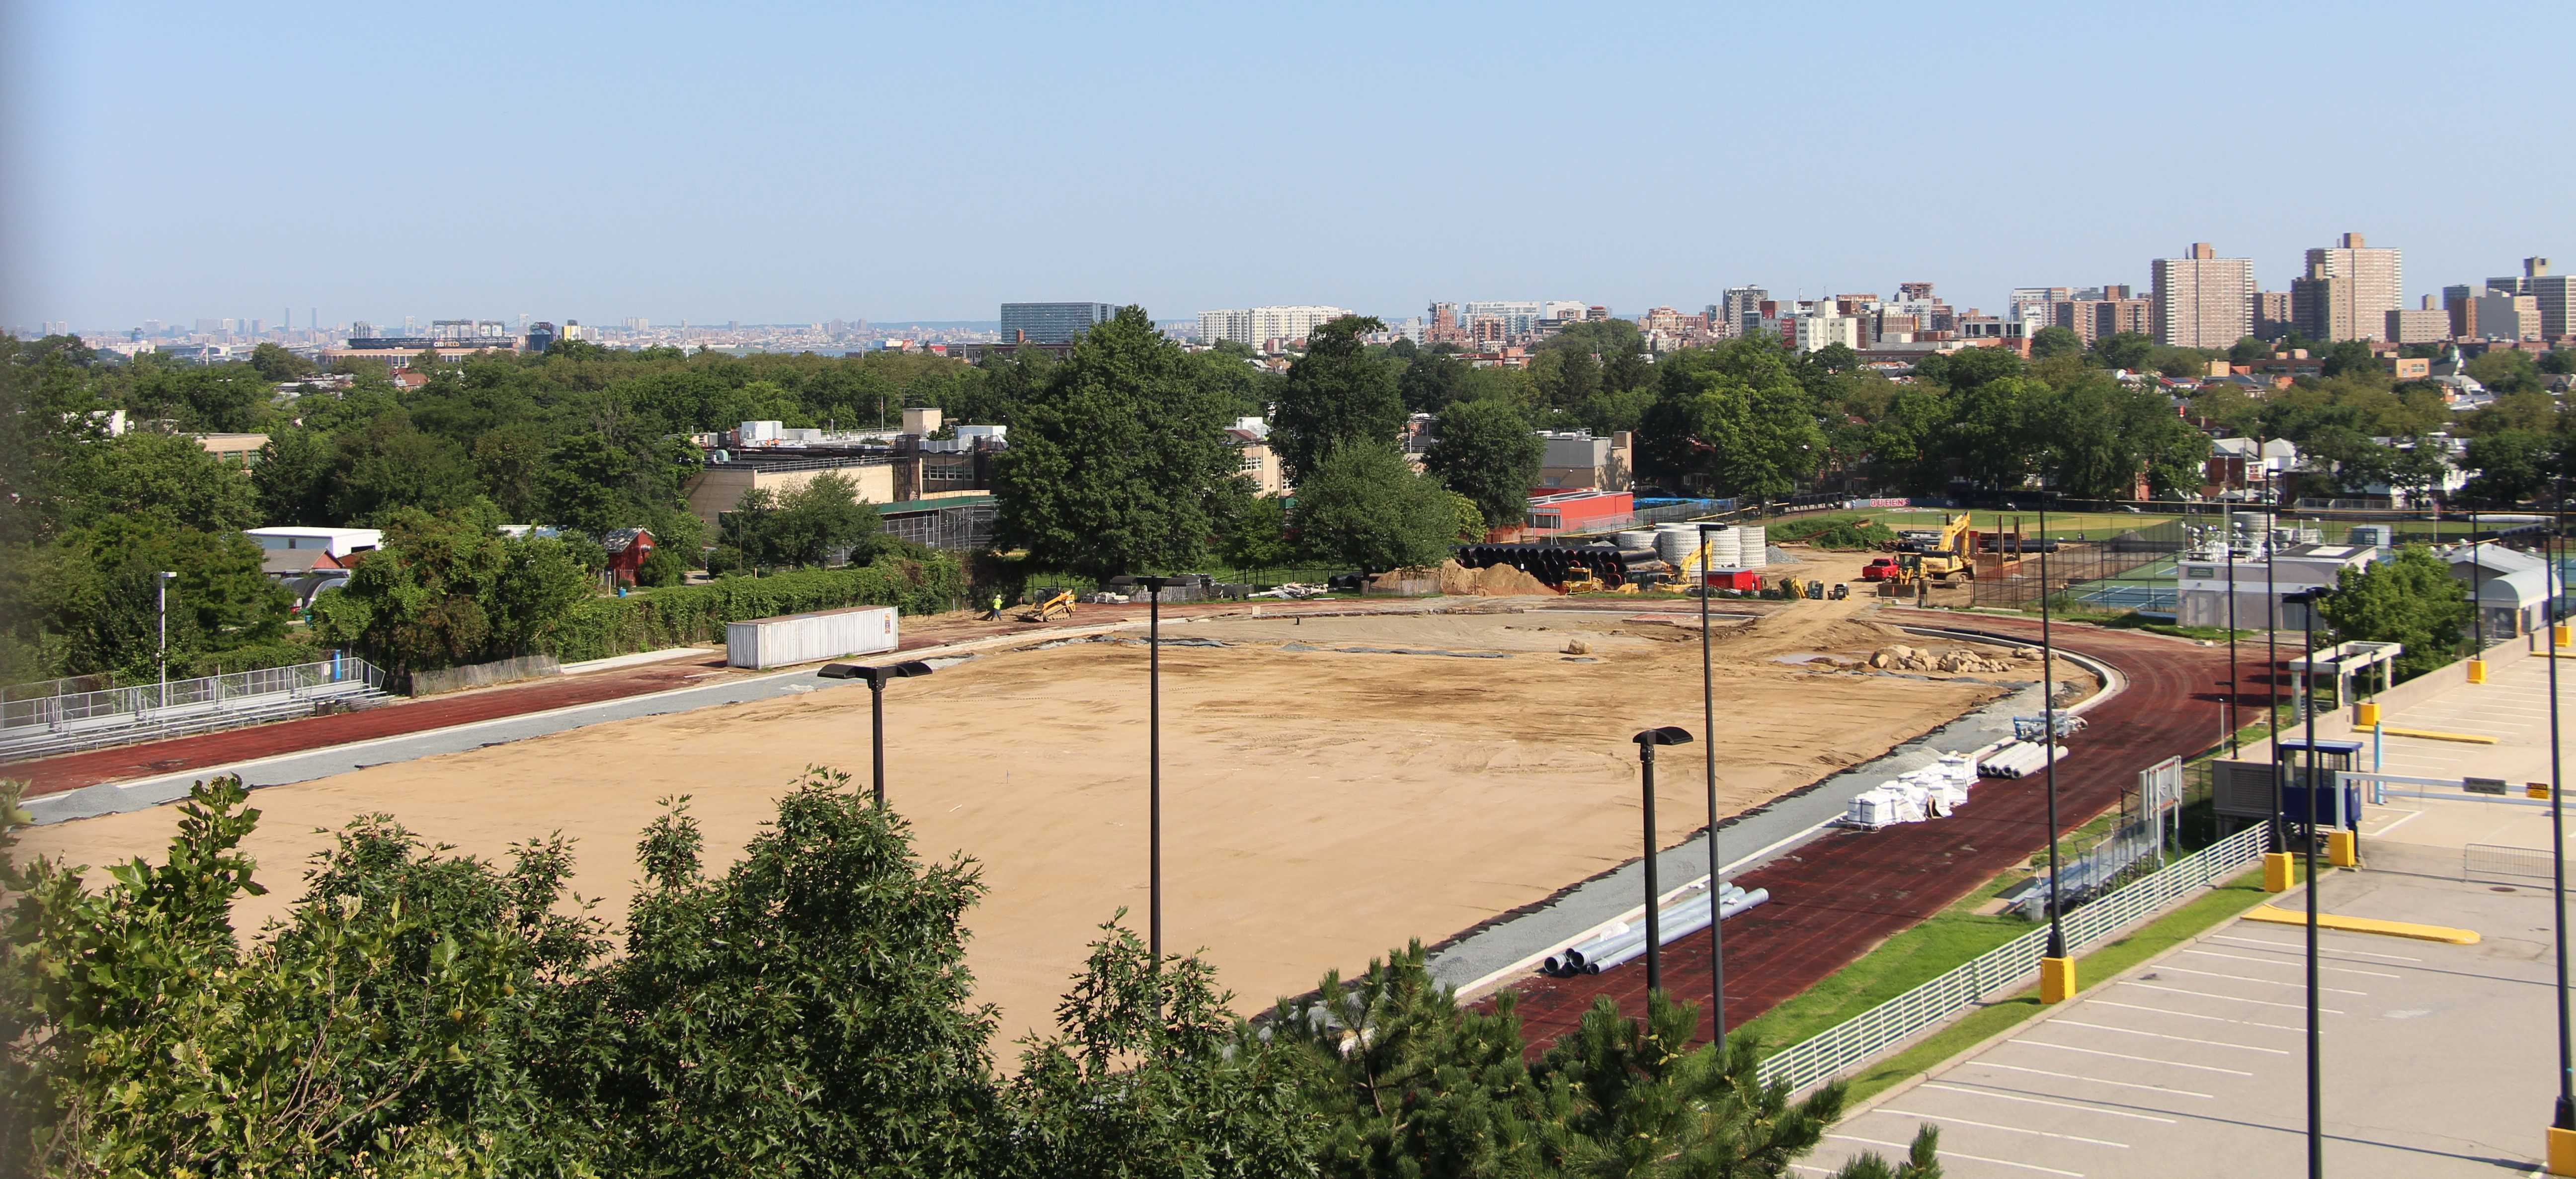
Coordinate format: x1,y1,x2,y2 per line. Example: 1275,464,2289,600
1437,559,1558,597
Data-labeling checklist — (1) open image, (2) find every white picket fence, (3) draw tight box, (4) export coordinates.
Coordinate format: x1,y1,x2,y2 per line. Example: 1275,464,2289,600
1757,822,2270,1093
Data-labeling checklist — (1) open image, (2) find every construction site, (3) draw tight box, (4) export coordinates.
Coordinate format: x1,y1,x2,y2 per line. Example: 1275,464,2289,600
11,588,2076,1045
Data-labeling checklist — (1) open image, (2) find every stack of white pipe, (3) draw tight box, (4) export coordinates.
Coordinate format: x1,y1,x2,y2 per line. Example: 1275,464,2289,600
1542,884,1772,977
1976,742,2071,779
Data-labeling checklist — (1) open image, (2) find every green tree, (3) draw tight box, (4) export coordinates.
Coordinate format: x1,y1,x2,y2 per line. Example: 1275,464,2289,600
2319,339,2380,379
2229,336,2273,364
1423,399,1544,529
1217,493,1295,571
1913,344,2022,393
0,334,115,545
2027,325,2082,361
470,423,551,521
247,341,318,382
1007,917,1321,1178
536,430,644,535
1939,376,2043,492
1532,347,1604,410
2462,429,2556,504
992,307,1246,580
252,427,336,525
2466,347,2543,395
309,505,595,674
1398,349,1472,413
2086,332,2156,371
1293,442,1458,572
2317,546,2471,679
732,471,883,568
2042,374,2210,500
1273,316,1404,483
326,413,482,523
61,431,260,534
1639,339,1824,500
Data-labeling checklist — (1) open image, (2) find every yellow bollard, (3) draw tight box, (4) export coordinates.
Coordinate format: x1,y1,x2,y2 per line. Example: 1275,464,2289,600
2534,782,2555,800
2356,701,2381,728
2558,622,2572,650
2264,851,2295,892
2327,830,2358,867
2550,1124,2576,1177
2468,659,2488,684
2040,956,2078,1004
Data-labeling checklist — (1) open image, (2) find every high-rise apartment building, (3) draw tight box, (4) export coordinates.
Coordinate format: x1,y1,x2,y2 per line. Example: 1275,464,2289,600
2512,258,2574,340
2253,291,2293,339
1712,287,1768,336
2292,232,2402,342
2150,243,2254,348
1195,305,1356,349
999,302,1116,344
2385,299,2451,345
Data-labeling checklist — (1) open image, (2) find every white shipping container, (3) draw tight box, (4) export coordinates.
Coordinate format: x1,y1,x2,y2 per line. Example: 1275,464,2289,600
725,605,900,669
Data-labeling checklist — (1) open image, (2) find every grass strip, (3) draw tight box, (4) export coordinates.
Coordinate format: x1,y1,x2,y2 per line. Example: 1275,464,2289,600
1829,866,2277,1107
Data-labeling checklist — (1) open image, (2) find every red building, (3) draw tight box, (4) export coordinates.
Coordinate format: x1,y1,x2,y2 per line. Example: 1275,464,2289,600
603,527,655,587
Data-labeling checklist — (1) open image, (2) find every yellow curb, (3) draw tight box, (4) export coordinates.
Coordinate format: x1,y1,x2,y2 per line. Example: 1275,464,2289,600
2243,905,2479,944
2362,725,2498,745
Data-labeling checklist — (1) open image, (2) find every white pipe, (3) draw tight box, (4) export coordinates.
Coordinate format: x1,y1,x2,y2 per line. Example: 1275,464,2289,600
1584,889,1771,974
1554,884,1748,972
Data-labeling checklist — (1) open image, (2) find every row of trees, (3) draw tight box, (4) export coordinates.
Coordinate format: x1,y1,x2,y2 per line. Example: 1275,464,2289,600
0,771,1939,1177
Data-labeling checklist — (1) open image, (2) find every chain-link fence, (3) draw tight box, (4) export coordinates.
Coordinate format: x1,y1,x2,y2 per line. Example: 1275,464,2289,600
1967,517,2189,609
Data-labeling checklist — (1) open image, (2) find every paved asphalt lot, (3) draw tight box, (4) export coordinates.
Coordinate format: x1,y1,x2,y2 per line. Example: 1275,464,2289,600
1803,869,2566,1178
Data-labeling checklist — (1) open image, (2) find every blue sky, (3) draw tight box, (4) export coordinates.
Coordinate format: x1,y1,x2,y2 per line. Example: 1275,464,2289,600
7,1,2572,330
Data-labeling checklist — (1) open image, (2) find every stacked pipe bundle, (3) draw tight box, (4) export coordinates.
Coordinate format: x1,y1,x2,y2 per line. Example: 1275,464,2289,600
1976,742,2072,778
1452,542,1628,587
1541,884,1771,977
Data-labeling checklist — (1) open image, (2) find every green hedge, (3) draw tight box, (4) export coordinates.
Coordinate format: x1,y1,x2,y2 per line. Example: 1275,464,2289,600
546,556,967,663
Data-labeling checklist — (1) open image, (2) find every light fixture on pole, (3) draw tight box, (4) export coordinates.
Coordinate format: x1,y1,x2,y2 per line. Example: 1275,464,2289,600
2226,508,2240,754
2264,506,2293,894
818,660,936,809
2290,585,2331,1179
158,571,177,711
1631,726,1695,998
1695,522,1728,1043
2038,496,2074,1004
1135,575,1175,973
2547,479,2575,1177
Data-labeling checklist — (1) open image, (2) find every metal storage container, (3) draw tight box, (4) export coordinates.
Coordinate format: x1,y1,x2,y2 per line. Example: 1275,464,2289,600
725,605,900,670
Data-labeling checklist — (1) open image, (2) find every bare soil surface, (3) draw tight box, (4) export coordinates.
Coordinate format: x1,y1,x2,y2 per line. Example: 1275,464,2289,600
19,605,2015,1044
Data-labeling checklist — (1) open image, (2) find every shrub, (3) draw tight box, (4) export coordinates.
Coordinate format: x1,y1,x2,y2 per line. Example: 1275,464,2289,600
546,554,966,662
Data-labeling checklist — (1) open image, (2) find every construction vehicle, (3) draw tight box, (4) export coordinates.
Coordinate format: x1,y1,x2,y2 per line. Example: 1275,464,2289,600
1891,512,1978,583
1560,567,1638,595
1019,587,1076,622
1805,580,1825,599
1829,583,1851,600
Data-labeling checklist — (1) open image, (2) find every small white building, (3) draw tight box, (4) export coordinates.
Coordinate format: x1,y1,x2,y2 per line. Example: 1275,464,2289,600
2175,541,2379,631
2437,543,2556,638
243,526,383,558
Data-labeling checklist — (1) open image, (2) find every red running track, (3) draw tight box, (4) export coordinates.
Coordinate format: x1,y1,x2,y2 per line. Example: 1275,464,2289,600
1499,614,2255,1053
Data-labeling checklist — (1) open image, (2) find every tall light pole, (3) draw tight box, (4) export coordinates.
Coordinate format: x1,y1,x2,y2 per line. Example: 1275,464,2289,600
2471,509,2489,683
1136,575,1175,973
2293,586,2331,1179
1696,523,1727,1042
818,660,936,808
2227,508,2240,754
2038,495,2073,1003
158,571,177,710
2548,478,2574,1176
1631,726,1694,997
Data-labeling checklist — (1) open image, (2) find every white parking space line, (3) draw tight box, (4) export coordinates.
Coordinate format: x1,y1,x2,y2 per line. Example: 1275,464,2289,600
2089,998,2306,1032
1828,1134,2083,1178
1919,1083,2181,1123
2052,1018,2290,1055
2117,980,2343,1013
2211,933,2420,963
1960,1060,2215,1098
2014,1040,2255,1076
2182,948,2402,979
1875,1109,2129,1149
2151,964,2368,995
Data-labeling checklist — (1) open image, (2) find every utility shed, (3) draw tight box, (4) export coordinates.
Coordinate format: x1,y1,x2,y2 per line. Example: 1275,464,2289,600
725,605,899,670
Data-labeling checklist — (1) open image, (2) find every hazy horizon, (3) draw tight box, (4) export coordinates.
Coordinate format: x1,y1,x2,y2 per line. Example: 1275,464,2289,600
8,1,2571,331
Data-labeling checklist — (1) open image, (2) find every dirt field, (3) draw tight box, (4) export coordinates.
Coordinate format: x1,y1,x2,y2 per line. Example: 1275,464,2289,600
16,602,2039,1043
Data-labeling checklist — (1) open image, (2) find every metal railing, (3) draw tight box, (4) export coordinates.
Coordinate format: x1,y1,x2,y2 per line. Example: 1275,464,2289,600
1758,822,2269,1093
2463,842,2555,884
2,656,387,744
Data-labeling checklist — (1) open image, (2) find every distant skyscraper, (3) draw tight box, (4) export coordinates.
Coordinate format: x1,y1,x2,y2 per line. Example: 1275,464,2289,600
999,302,1115,343
2149,243,2254,349
1714,287,1768,336
1195,305,1355,349
2292,232,2402,342
2513,257,2573,340
2252,291,2293,339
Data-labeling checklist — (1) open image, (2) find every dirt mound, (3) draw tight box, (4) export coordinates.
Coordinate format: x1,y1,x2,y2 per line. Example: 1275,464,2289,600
1437,559,1559,597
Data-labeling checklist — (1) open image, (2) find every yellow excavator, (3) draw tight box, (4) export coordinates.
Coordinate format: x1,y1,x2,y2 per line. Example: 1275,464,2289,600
1020,587,1076,622
1559,567,1638,595
1895,512,1978,583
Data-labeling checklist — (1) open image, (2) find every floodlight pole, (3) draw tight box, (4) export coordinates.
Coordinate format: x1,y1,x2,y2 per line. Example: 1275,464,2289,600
2041,495,2065,962
818,660,936,809
2473,509,2488,681
2299,589,2325,1179
1698,523,1726,1042
2550,478,2575,1171
2227,509,2240,754
2269,505,2284,851
1137,575,1174,977
1641,738,1663,994
157,571,176,710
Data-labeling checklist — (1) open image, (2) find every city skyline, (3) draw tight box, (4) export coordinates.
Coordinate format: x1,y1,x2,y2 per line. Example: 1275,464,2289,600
6,1,2572,329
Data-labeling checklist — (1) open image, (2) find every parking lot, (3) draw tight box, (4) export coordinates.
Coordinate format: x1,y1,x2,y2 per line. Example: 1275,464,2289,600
1800,869,2562,1178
